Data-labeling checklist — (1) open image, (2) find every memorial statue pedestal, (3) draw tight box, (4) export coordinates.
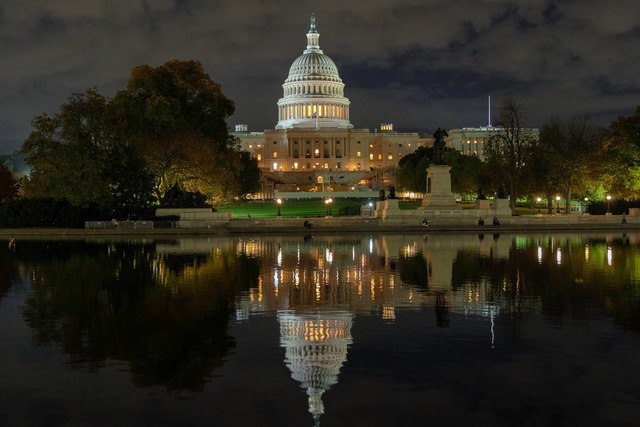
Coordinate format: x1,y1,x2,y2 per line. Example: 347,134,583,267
375,198,402,219
419,165,461,210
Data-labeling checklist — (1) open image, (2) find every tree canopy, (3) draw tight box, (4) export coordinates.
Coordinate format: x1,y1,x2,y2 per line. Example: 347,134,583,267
0,163,18,203
21,60,262,217
112,60,258,203
485,98,538,214
21,88,155,217
600,106,640,199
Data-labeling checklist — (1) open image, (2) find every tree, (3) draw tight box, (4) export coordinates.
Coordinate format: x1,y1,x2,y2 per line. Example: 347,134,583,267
21,88,155,216
539,116,604,213
113,60,260,203
397,146,431,193
0,164,18,203
600,106,640,199
485,98,538,214
443,149,484,199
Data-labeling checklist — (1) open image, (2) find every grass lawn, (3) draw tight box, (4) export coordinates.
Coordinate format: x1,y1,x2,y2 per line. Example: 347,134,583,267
217,198,374,218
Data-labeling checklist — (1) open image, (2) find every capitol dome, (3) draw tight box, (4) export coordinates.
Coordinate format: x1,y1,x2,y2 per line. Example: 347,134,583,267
276,14,352,129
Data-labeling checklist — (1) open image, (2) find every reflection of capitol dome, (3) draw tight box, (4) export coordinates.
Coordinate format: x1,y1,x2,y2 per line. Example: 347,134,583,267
278,310,353,426
276,14,352,129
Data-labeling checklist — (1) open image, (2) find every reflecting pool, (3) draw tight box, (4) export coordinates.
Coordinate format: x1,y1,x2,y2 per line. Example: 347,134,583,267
1,233,640,426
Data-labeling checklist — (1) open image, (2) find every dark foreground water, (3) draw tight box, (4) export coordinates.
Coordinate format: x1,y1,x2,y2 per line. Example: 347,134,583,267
1,233,640,427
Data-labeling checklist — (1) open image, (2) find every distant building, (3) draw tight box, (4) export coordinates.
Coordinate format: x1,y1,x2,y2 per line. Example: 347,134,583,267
446,127,539,160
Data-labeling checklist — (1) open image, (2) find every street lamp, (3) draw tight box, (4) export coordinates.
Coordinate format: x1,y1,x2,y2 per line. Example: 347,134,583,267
325,198,333,216
536,197,542,214
584,197,589,214
555,195,561,214
276,198,282,217
606,194,612,214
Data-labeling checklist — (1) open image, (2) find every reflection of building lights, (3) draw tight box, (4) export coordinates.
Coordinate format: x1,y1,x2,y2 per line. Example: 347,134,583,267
369,238,374,253
537,246,543,264
556,248,562,265
607,247,612,266
382,304,396,321
277,247,282,266
585,244,589,261
278,310,353,426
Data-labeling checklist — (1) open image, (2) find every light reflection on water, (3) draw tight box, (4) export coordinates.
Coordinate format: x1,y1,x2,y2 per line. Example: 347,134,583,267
0,233,640,426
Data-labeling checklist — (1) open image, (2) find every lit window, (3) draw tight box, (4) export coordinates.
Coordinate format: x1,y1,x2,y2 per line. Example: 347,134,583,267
357,151,361,157
249,144,253,149
273,162,278,170
377,154,382,160
294,162,299,169
257,154,262,161
388,154,393,160
369,154,374,160
273,152,278,158
467,140,470,144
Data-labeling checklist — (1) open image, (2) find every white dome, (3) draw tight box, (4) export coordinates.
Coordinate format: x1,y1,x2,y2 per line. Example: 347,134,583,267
287,52,341,82
276,14,351,129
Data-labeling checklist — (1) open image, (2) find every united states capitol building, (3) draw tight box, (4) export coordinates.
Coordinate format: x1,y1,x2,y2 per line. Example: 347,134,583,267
232,15,426,198
232,14,523,199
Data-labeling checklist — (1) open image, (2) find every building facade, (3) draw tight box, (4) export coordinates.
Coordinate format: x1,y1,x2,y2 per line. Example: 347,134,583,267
232,15,426,196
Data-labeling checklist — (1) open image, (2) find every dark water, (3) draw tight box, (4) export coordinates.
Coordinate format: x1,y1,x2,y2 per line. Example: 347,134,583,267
1,233,640,427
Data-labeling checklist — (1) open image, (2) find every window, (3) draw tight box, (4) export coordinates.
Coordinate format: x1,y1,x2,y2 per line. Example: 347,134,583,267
273,152,278,158
257,154,262,161
377,154,382,160
273,162,277,170
357,151,362,157
249,144,253,149
369,154,374,160
388,154,393,160
314,148,320,157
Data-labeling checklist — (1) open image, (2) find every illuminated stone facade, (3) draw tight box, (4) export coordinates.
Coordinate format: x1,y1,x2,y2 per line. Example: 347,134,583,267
232,15,425,192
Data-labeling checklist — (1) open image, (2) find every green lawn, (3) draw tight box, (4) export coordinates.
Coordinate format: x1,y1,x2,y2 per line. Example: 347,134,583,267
217,198,375,218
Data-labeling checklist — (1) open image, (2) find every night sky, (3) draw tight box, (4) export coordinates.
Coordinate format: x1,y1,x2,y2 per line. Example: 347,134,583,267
1,0,639,153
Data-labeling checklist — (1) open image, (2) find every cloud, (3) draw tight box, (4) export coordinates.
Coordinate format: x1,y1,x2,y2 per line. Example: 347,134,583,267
1,0,639,152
